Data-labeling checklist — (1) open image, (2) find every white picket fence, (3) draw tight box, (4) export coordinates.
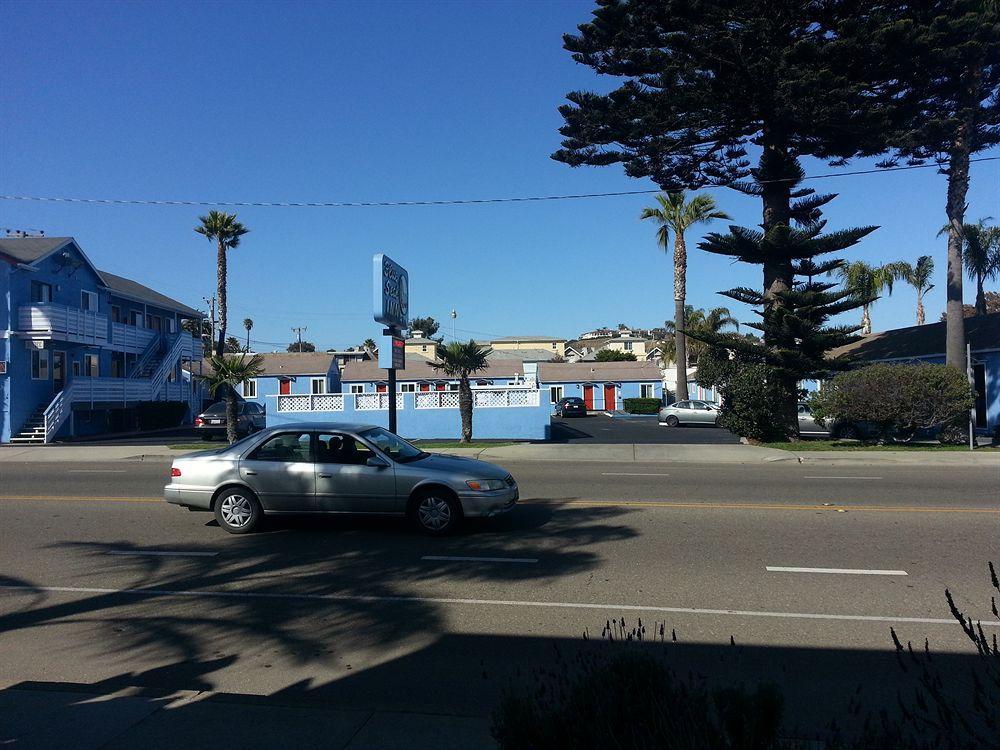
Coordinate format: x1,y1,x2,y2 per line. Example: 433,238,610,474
274,388,540,413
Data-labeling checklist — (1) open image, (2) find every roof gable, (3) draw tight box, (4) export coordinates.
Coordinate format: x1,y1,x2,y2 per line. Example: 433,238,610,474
829,313,1000,362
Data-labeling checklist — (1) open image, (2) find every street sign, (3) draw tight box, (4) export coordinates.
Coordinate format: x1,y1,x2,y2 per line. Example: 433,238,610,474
379,334,405,370
372,253,409,329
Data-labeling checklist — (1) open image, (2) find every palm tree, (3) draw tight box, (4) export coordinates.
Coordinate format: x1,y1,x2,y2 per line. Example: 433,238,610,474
195,211,249,356
941,218,1000,316
362,338,377,353
832,261,905,335
243,318,254,351
894,255,935,325
432,341,491,443
224,336,243,353
640,192,730,400
665,306,740,364
204,353,264,443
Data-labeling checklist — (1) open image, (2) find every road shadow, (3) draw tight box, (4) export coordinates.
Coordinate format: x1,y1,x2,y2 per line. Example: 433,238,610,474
1,631,992,747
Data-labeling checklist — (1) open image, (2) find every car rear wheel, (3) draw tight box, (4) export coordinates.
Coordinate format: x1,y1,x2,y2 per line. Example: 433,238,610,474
411,490,461,536
214,488,262,534
664,415,679,427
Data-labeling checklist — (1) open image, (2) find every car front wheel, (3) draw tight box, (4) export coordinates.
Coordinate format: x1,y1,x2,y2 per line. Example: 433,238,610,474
411,491,461,536
214,488,263,534
664,415,679,427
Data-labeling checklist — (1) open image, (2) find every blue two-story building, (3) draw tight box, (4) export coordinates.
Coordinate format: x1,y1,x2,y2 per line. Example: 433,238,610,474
1,236,205,443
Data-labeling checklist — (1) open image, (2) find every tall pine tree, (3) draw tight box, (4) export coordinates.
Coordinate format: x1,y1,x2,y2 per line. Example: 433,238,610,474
553,0,896,436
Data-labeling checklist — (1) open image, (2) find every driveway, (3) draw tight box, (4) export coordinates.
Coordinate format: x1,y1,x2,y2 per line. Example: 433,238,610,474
549,414,740,444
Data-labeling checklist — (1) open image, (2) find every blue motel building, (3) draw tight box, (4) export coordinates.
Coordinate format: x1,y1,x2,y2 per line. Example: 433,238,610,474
1,237,204,444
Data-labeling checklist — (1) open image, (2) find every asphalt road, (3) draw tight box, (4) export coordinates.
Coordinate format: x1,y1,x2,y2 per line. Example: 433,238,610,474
1,459,997,738
550,413,740,443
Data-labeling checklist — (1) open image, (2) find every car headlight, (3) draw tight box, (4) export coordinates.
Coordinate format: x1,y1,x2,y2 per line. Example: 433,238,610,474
466,479,506,491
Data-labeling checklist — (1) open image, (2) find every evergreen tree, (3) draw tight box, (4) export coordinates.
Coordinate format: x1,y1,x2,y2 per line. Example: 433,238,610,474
553,0,891,436
871,1,1000,366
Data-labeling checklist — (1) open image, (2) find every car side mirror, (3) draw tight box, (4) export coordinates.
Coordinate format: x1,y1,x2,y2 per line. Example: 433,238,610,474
367,456,389,468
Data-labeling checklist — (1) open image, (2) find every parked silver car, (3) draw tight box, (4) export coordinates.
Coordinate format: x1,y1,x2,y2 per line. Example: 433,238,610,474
797,402,865,439
658,400,719,426
165,423,518,535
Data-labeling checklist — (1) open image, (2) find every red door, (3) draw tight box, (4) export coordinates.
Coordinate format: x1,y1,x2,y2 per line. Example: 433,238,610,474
419,383,431,392
279,379,291,395
435,383,446,391
603,384,616,411
376,384,388,393
583,385,594,409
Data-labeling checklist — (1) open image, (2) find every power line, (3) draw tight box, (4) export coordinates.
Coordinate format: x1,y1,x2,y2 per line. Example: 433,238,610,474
2,156,996,209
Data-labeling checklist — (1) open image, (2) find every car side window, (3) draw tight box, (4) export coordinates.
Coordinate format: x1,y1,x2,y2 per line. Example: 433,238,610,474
674,401,689,410
316,433,375,465
249,433,312,462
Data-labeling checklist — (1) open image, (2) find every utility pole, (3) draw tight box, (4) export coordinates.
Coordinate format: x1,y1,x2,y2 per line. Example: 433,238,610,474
450,309,457,342
203,296,216,356
291,326,307,352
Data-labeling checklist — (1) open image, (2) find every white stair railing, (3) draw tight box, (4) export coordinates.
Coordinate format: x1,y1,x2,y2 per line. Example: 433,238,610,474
149,334,187,401
43,384,74,443
129,334,163,378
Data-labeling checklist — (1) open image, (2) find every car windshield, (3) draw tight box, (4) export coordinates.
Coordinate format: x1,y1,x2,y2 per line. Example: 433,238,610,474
564,398,584,404
360,427,428,463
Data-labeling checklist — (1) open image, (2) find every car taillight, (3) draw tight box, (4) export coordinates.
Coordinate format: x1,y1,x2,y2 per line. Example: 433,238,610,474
171,467,182,477
194,417,203,426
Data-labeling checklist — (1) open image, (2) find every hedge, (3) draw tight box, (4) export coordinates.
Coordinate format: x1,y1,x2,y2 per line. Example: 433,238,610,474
623,397,661,414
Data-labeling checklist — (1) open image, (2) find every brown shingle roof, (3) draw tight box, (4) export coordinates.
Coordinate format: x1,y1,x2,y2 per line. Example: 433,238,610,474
828,313,1000,362
186,352,335,377
341,355,523,382
538,360,663,382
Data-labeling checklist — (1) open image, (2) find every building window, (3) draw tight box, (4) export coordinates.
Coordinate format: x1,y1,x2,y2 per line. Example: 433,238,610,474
129,310,143,327
72,360,81,377
81,290,98,311
551,342,557,349
624,341,633,351
399,382,416,393
640,383,655,399
242,379,258,398
83,354,99,378
550,385,564,404
110,305,122,324
311,377,327,395
167,317,176,334
447,383,460,391
421,344,427,352
350,384,365,394
30,281,52,303
31,349,50,380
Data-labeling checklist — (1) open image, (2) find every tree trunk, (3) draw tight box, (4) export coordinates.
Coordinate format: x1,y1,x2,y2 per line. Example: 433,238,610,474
458,378,473,443
673,235,689,401
974,274,986,316
916,290,925,326
861,305,872,335
759,144,798,439
216,239,227,357
944,109,971,368
225,388,238,444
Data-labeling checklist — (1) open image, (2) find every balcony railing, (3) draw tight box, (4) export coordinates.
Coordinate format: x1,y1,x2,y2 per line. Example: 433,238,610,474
18,304,108,344
110,322,157,354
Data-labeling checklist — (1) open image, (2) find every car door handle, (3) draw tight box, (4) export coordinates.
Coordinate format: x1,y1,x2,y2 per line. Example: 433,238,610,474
244,470,258,475
318,473,332,478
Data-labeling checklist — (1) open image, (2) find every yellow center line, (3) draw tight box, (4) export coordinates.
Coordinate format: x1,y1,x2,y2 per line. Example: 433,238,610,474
0,495,162,503
524,500,1000,514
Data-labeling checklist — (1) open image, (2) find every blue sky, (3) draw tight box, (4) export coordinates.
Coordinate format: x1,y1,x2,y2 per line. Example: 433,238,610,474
2,0,997,351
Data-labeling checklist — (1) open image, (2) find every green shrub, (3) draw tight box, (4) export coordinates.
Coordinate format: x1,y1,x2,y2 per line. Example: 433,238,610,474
136,401,189,431
492,640,785,749
623,397,661,414
810,363,973,442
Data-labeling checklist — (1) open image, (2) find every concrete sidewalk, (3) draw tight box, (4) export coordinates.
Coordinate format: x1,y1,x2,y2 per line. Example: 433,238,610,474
1,441,997,466
0,682,492,749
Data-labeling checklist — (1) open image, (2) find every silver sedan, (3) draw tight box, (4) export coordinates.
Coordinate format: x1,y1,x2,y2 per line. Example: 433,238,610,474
164,423,518,535
658,400,720,426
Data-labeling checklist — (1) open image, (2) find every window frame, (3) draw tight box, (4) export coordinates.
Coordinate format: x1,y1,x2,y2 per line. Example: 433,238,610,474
349,384,365,394
640,383,655,400
242,379,258,398
247,432,313,463
30,281,52,304
310,377,327,395
550,385,564,404
83,353,99,378
80,290,98,312
399,382,417,393
31,349,50,380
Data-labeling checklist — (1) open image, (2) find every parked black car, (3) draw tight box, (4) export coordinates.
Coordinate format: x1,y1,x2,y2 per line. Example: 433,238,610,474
194,401,266,440
555,396,588,418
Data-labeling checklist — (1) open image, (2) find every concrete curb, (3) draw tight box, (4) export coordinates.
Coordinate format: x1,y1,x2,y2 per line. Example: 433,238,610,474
2,443,997,466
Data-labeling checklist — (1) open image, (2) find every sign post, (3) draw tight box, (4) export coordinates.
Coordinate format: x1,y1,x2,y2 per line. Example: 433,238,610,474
373,254,409,434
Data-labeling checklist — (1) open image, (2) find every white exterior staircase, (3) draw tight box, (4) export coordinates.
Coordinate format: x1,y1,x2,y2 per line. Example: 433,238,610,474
9,405,48,444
